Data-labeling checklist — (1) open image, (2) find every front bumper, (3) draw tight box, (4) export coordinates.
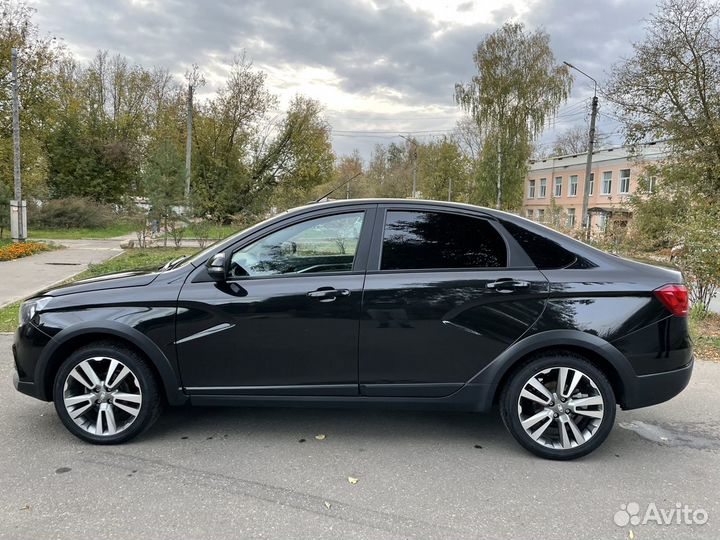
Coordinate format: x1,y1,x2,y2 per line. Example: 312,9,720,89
12,322,53,401
622,357,694,410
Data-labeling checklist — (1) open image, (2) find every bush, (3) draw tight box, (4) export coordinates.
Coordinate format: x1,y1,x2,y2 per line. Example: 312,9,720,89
29,198,117,229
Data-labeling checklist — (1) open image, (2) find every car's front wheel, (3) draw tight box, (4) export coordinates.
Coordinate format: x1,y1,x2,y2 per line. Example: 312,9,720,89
500,353,616,460
53,342,161,444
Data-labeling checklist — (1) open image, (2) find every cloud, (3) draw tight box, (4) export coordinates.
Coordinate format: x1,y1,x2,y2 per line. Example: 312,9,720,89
28,0,658,156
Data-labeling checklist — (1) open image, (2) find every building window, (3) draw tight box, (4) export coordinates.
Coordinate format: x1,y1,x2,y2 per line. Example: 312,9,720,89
528,179,536,198
537,208,545,222
569,175,578,197
602,171,612,195
567,208,576,228
527,209,534,219
539,178,547,198
648,176,657,193
589,173,594,195
554,176,562,197
619,169,630,194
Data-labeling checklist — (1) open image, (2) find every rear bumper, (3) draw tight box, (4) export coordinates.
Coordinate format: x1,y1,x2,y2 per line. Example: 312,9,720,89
622,357,693,410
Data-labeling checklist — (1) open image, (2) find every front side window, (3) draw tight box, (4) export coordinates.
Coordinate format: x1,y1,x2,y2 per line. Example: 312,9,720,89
569,175,578,197
528,179,536,198
554,176,563,197
619,169,630,194
539,178,547,198
602,171,612,195
230,212,364,277
381,211,507,270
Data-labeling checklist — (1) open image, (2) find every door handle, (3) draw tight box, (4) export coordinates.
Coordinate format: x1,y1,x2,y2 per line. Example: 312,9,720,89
307,288,351,302
486,279,531,292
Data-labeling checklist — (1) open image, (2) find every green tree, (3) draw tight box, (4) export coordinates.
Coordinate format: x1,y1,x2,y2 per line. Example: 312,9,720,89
606,0,720,310
417,137,470,202
454,22,572,210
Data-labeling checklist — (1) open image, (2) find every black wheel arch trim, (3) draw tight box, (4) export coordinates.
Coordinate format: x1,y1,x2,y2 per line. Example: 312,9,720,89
468,329,635,411
34,321,188,405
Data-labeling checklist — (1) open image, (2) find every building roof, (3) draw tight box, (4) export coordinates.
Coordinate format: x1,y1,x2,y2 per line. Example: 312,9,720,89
528,140,669,173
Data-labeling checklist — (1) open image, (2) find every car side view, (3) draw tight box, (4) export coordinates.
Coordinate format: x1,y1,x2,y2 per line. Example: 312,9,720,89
12,199,693,459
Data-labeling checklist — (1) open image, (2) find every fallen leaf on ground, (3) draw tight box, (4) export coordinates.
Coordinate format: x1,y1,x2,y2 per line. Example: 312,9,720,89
347,476,359,484
19,504,30,511
315,434,326,440
324,501,332,509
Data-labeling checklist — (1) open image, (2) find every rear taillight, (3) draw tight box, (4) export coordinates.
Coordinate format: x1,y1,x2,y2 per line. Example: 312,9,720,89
654,284,689,316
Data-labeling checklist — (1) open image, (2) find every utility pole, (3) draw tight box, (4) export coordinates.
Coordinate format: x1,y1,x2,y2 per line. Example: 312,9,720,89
399,135,418,198
564,61,598,238
11,48,25,242
184,82,193,199
448,177,452,201
496,135,502,209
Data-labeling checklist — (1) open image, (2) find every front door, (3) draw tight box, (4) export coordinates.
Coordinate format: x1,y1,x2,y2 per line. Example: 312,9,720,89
360,208,548,397
176,208,374,396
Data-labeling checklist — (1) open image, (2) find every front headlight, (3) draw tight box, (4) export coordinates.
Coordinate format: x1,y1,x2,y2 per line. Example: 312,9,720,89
18,297,51,327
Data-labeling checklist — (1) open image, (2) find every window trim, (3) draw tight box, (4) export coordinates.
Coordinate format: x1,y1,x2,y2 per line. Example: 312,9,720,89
367,206,526,273
539,178,547,198
554,176,563,197
601,171,612,195
619,169,631,194
569,175,578,197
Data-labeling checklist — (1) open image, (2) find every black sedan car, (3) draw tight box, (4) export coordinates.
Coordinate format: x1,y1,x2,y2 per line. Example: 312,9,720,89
13,199,693,459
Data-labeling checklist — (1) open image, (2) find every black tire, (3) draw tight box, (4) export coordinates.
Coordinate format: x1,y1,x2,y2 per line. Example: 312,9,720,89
500,352,616,460
53,341,162,444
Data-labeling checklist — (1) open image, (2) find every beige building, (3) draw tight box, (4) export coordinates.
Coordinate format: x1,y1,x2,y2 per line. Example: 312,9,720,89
523,141,669,233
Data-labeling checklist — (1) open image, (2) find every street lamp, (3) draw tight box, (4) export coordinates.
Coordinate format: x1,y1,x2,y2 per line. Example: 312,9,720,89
563,61,599,237
399,134,418,198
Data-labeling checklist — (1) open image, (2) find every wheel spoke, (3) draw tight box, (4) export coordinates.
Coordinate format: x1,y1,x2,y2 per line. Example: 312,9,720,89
558,419,571,448
96,406,104,435
527,377,553,402
564,369,583,398
107,366,131,389
570,396,603,408
64,393,93,407
69,368,93,390
113,392,141,404
558,367,569,397
69,401,93,419
520,388,550,405
113,400,140,417
573,408,603,419
78,361,102,388
521,410,552,429
529,416,553,440
104,405,117,435
104,359,119,386
566,416,586,444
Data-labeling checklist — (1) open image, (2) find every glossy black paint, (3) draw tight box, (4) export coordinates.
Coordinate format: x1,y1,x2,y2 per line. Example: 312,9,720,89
12,198,693,413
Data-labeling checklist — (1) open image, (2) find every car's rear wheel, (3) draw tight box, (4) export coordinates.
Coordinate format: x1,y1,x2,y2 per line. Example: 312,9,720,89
53,342,161,444
500,353,616,460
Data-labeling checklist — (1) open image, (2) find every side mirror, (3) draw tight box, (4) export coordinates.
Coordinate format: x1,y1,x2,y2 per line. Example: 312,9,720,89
206,253,227,281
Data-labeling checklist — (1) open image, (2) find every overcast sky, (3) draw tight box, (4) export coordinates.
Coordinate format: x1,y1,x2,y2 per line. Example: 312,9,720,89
28,0,656,158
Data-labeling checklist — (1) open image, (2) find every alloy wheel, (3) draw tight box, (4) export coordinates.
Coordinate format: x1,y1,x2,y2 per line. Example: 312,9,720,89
62,357,143,437
517,366,604,450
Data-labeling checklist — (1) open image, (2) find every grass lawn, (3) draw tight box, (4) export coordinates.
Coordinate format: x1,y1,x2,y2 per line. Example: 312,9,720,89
0,247,198,332
28,222,138,240
690,312,720,362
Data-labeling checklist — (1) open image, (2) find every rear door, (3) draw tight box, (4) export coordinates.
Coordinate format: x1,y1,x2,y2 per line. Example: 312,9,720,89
359,206,549,397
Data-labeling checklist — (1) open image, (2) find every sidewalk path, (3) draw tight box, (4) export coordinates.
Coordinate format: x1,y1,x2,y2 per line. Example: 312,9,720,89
0,238,124,308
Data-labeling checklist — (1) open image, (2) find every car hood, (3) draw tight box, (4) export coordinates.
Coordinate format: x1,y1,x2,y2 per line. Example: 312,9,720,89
38,270,160,297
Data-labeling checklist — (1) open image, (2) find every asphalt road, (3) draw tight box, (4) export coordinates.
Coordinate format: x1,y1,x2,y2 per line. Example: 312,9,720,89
1,334,719,540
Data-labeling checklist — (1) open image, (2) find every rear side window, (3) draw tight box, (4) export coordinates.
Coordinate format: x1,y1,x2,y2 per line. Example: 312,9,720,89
500,220,595,270
381,211,507,270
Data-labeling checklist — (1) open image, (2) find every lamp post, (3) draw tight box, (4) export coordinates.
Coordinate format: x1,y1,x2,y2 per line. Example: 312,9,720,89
399,135,418,198
563,61,599,237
